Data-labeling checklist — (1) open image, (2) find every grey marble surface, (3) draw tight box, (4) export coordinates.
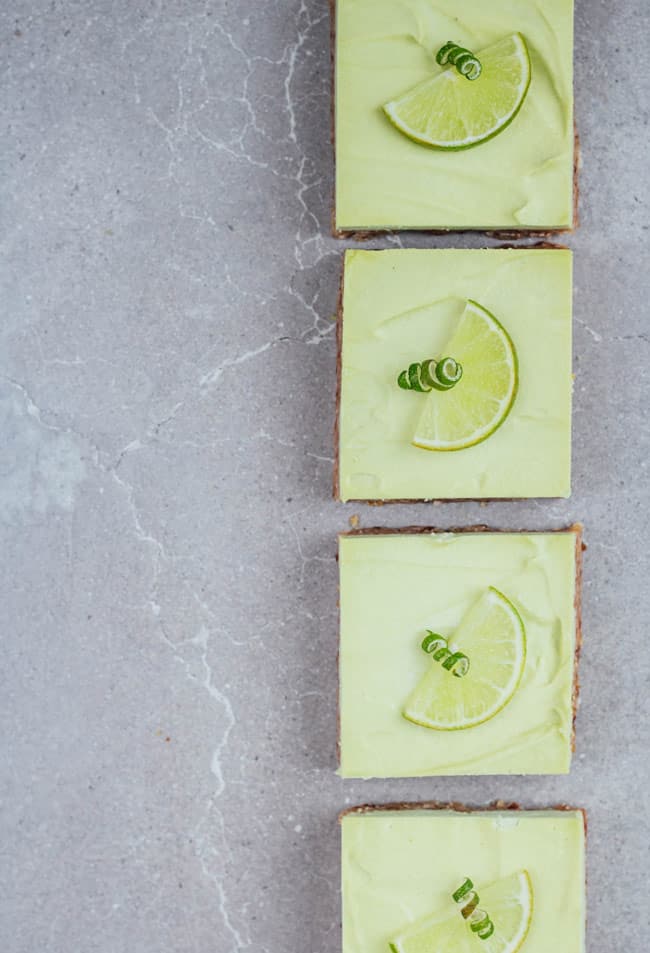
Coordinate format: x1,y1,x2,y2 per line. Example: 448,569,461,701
1,2,649,951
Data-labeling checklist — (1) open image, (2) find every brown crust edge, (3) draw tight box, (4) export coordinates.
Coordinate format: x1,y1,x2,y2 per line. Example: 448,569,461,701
329,0,580,239
333,245,573,504
332,268,344,501
571,524,584,751
338,800,588,835
336,523,585,769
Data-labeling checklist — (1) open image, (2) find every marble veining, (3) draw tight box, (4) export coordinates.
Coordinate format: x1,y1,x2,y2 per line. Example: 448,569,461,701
1,1,650,951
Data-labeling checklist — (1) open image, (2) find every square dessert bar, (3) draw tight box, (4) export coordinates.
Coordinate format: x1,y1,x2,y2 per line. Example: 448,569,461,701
333,0,576,233
338,527,583,777
335,248,573,502
341,804,586,953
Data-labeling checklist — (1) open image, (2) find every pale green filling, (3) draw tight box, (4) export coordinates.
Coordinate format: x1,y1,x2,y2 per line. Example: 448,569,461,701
338,532,577,777
338,249,572,501
335,0,574,230
341,811,585,953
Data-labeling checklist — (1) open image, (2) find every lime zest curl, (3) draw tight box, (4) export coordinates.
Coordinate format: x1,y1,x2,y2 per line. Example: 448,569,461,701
397,357,463,393
436,41,483,81
453,878,495,940
421,632,470,678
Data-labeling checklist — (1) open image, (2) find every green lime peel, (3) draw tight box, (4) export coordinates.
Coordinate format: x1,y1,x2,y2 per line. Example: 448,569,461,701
453,878,495,940
398,357,463,393
436,42,482,81
421,632,470,678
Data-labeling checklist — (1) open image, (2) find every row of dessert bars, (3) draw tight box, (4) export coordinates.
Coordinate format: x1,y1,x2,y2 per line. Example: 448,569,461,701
331,1,586,951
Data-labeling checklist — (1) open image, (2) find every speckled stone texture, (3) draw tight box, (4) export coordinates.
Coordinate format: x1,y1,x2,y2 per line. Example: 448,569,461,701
1,2,649,951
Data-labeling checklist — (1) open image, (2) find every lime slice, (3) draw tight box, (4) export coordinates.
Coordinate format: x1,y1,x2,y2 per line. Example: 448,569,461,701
412,300,518,452
384,33,532,150
403,587,525,730
390,870,533,953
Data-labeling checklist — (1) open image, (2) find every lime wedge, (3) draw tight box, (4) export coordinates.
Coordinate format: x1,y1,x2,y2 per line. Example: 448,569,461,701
403,587,526,731
412,300,518,452
384,33,531,151
390,870,533,953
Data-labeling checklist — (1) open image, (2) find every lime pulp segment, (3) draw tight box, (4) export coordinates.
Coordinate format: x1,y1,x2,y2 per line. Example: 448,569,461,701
390,870,533,953
412,299,518,452
403,587,526,731
384,33,532,151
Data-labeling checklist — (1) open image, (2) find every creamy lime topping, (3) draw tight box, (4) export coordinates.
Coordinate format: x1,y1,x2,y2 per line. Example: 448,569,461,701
338,248,572,501
338,532,578,778
335,0,574,230
341,810,586,953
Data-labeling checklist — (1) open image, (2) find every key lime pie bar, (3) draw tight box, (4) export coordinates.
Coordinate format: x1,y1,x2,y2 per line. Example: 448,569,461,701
338,527,583,777
341,804,586,953
333,0,577,233
335,248,573,502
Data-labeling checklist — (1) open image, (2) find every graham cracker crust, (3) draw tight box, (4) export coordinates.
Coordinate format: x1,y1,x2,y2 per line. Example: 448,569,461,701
339,800,588,835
